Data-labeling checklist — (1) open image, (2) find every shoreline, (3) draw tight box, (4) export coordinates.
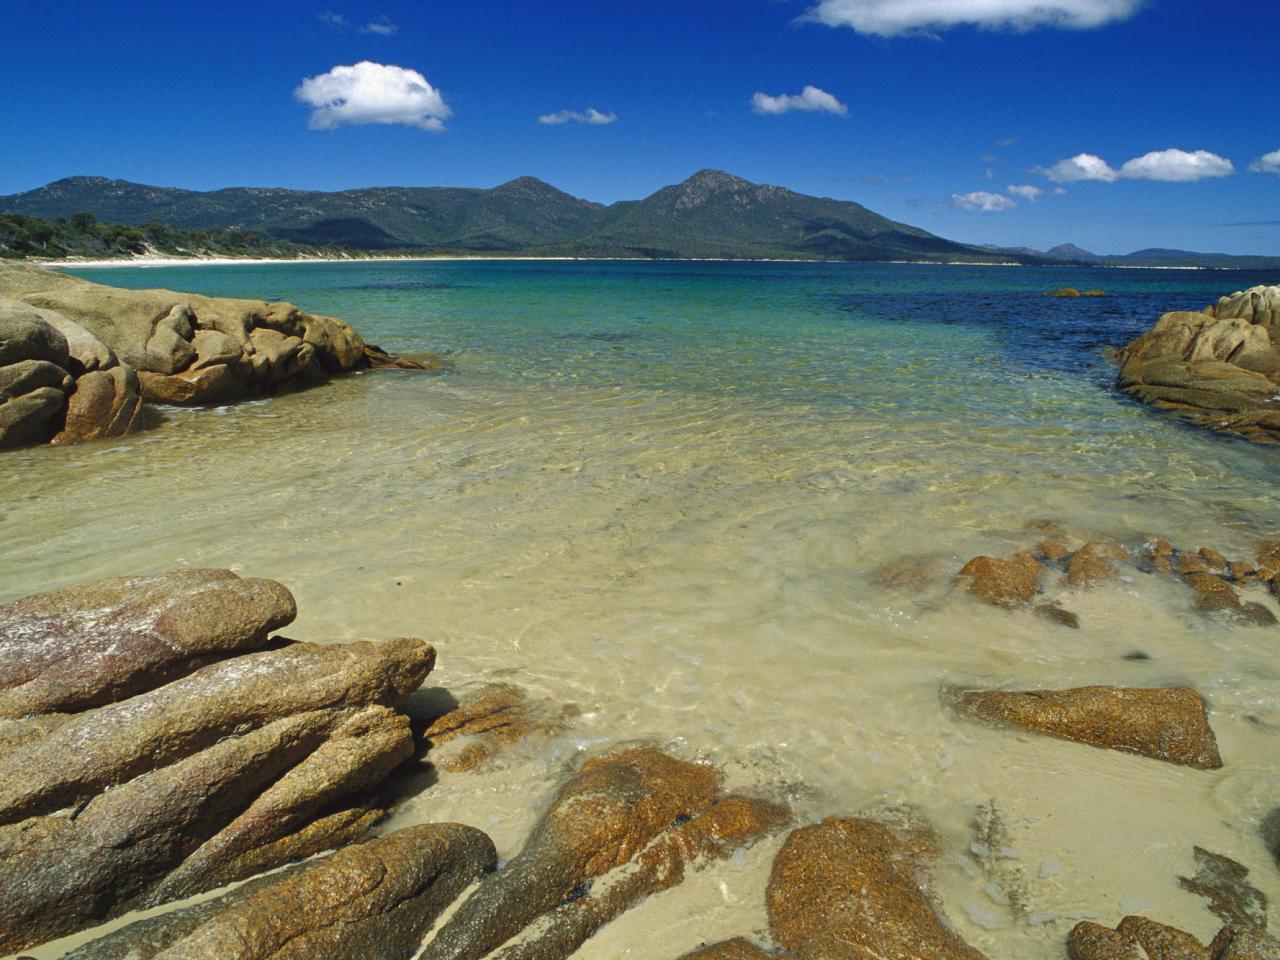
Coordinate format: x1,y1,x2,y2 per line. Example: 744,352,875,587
30,253,1227,271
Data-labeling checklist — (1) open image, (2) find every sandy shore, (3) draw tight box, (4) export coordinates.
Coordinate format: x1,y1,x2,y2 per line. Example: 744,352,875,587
41,254,1040,270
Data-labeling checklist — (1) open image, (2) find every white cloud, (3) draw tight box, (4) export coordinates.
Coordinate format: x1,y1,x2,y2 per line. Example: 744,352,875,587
537,107,618,126
295,61,450,132
1042,152,1119,183
1039,148,1236,185
751,85,849,117
1007,184,1044,201
1251,150,1280,174
802,0,1142,36
360,16,398,35
318,11,346,29
949,191,1018,212
1119,148,1234,182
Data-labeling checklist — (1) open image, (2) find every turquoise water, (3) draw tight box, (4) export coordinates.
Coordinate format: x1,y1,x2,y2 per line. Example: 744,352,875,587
8,260,1280,959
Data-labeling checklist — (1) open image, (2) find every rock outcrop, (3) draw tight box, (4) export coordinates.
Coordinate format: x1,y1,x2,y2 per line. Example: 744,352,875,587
65,823,496,960
1117,285,1280,443
0,296,142,447
0,262,427,450
0,569,435,954
0,568,295,718
766,816,986,959
421,747,783,960
956,686,1223,769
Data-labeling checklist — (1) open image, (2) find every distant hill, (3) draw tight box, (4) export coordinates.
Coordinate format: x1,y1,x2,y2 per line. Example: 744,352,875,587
1003,241,1280,271
0,170,1044,264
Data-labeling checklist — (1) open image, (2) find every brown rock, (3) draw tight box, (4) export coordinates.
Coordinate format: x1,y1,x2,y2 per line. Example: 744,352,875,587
1038,539,1071,562
675,940,774,960
874,553,948,592
1066,542,1125,587
137,363,248,405
1116,292,1280,444
363,343,430,370
1026,519,1068,538
145,704,415,904
0,636,433,824
958,555,1040,607
416,683,571,772
0,703,412,952
51,365,143,444
189,328,244,371
1179,848,1269,932
493,795,790,960
1183,573,1277,625
767,817,985,960
1143,537,1176,574
0,298,70,367
1199,548,1230,572
1210,927,1280,960
0,357,72,398
247,326,312,389
0,568,297,718
1258,541,1280,570
422,747,721,960
1068,921,1144,959
0,382,67,449
67,824,496,960
956,686,1222,769
1035,603,1081,629
1117,916,1212,959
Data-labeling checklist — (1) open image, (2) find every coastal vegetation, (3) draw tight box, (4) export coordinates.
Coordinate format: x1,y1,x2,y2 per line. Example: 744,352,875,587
0,211,354,261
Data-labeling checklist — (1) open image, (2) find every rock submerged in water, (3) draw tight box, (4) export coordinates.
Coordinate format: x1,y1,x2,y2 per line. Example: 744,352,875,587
766,816,986,959
422,746,784,960
1064,838,1280,959
413,682,574,772
957,554,1042,607
0,569,436,954
1116,285,1280,444
956,685,1223,769
0,262,427,450
675,940,774,960
65,823,496,960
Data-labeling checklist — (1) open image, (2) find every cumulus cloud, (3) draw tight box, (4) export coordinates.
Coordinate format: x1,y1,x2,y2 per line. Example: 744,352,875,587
949,191,1018,212
1007,184,1044,201
1250,150,1280,174
295,61,450,132
1040,148,1235,184
802,0,1142,36
537,107,618,126
360,15,398,35
1041,153,1119,183
1119,149,1233,182
751,85,849,117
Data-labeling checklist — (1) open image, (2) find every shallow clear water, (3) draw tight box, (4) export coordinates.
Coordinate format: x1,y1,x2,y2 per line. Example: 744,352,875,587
6,260,1280,958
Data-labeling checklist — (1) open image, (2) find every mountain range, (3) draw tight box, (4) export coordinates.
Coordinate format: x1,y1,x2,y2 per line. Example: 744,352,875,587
0,171,1034,264
988,242,1280,270
3,171,1276,268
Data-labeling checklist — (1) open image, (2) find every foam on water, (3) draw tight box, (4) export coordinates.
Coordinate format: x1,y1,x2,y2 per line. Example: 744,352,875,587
6,260,1280,958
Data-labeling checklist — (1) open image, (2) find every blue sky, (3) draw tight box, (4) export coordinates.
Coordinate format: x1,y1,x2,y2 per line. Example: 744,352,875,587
3,0,1277,254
